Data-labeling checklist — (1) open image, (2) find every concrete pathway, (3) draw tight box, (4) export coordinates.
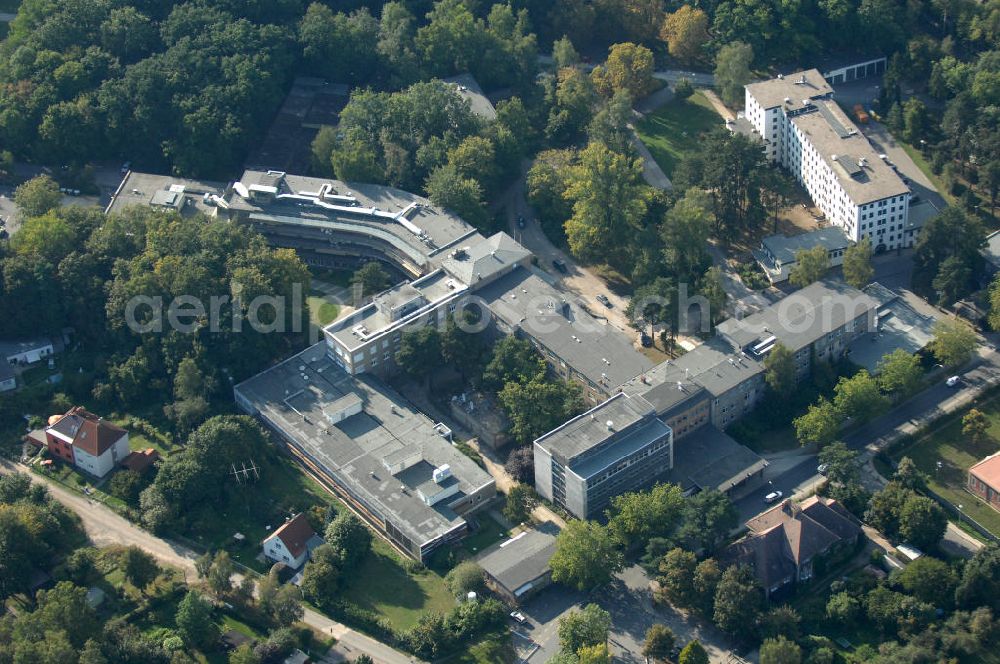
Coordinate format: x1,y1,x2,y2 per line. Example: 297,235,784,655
0,12,15,22
630,130,673,190
701,89,735,121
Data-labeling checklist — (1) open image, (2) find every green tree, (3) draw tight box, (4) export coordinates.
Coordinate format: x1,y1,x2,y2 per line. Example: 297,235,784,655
678,490,738,553
894,456,926,491
527,149,576,239
564,141,647,272
269,584,304,627
108,469,145,504
759,605,801,641
13,175,63,219
324,512,372,570
794,397,840,447
913,207,985,302
789,245,830,287
606,482,685,551
988,273,1000,332
826,592,861,624
713,565,765,640
122,546,159,593
764,342,796,400
661,188,714,284
299,4,379,85
692,558,722,616
864,481,913,537
899,495,948,549
843,238,875,289
656,548,698,608
300,544,342,609
351,262,390,299
759,636,802,664
930,318,977,367
481,337,546,392
558,603,612,655
955,543,1000,611
678,640,709,664
395,327,443,380
32,582,100,647
642,623,675,662
229,643,260,664
714,42,754,108
963,408,990,443
578,643,612,664
425,163,489,229
207,550,235,596
833,369,889,423
553,36,580,68
897,556,958,608
877,349,924,397
503,483,537,523
818,442,860,487
902,97,932,145
176,591,219,648
590,42,654,99
551,521,624,591
445,561,485,598
661,6,709,64
499,378,584,444
674,77,695,99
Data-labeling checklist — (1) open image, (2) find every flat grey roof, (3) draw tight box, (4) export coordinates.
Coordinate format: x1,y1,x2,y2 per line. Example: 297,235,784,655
986,230,1000,269
621,337,763,407
746,69,834,112
227,171,480,264
477,267,654,390
665,425,767,493
234,342,494,548
325,269,467,352
761,227,851,265
0,337,54,357
790,100,910,205
476,524,558,595
848,284,942,371
106,172,227,217
535,393,669,479
442,74,497,121
717,279,878,353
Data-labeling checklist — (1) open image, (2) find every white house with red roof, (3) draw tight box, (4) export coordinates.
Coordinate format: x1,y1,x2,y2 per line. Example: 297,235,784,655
38,407,130,478
262,513,324,569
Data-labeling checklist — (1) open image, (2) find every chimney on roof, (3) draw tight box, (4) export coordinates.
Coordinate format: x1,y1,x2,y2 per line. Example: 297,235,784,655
606,420,614,431
799,74,806,84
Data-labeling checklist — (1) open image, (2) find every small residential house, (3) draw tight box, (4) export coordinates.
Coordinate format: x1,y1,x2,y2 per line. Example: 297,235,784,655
969,452,1000,512
0,361,15,392
0,337,56,366
262,514,324,569
723,496,862,598
37,407,130,478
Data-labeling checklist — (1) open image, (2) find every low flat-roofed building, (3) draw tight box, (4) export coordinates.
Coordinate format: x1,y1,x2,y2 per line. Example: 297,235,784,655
476,524,558,604
0,337,57,365
225,170,481,277
665,425,767,499
235,342,495,562
478,267,654,403
848,283,942,371
105,172,228,218
534,393,673,519
754,227,852,284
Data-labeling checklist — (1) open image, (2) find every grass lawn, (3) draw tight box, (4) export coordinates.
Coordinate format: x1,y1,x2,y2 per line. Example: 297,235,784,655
443,632,516,664
339,546,457,632
635,91,721,177
33,459,129,512
461,514,509,557
898,141,955,205
307,293,341,326
889,392,1000,537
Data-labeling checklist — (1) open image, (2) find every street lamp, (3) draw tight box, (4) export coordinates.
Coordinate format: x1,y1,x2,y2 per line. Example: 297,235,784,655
936,461,942,478
958,504,964,524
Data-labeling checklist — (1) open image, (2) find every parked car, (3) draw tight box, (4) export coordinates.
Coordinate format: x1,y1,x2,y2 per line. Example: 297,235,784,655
764,490,783,504
817,463,829,475
640,332,653,347
517,215,526,229
596,294,612,308
510,611,527,624
552,258,568,273
946,375,961,387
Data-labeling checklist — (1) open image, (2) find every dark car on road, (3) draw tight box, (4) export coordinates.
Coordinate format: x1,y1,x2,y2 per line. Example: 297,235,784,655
552,259,568,273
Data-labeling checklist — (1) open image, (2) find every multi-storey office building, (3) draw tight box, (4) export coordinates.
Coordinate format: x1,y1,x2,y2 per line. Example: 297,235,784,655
534,393,673,519
744,70,914,251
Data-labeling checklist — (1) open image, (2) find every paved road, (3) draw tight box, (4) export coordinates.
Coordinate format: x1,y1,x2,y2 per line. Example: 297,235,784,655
734,343,1000,554
654,70,716,87
0,12,15,22
0,461,421,664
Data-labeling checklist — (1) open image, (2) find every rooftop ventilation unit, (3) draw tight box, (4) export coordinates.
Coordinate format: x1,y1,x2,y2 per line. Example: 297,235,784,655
432,464,453,484
606,420,614,431
784,97,792,105
799,74,806,84
777,73,784,79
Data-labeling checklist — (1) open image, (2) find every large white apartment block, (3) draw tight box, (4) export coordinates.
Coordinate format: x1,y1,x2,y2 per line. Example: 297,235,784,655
744,70,915,252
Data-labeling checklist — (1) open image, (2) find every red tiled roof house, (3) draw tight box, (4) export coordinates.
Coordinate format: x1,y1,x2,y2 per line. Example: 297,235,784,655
39,407,129,478
969,453,1000,511
262,514,324,569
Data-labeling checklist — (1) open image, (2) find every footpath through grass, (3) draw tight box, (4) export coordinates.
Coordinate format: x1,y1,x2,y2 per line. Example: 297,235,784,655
889,390,1000,536
635,91,721,177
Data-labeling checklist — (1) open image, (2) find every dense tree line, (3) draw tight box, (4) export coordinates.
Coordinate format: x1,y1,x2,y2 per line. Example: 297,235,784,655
0,192,310,435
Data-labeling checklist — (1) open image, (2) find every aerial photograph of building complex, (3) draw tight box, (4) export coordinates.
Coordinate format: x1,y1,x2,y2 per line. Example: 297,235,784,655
0,1,999,663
